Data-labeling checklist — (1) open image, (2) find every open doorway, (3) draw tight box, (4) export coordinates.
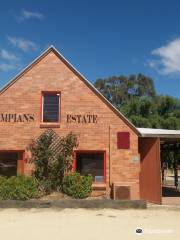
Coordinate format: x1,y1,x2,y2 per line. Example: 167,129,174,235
161,142,180,204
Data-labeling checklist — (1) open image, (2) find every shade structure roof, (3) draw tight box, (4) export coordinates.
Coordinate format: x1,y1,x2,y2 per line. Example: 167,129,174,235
137,128,180,139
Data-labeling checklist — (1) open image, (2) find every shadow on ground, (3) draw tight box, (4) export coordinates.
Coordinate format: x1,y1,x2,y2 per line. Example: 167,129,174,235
162,186,180,197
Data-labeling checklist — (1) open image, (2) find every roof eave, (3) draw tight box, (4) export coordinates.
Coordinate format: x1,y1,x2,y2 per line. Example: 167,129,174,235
140,133,180,139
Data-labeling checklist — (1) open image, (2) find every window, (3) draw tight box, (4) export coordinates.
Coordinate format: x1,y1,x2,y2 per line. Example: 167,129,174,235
42,93,60,122
0,152,18,177
117,132,130,149
76,152,105,182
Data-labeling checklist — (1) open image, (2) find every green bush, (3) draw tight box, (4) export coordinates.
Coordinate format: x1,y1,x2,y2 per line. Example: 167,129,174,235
30,130,78,190
62,172,93,199
0,176,5,185
0,176,39,200
38,179,53,196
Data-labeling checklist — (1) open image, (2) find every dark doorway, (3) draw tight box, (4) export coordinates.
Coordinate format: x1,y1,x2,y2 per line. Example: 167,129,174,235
76,152,105,182
161,142,180,192
0,152,18,176
161,142,180,204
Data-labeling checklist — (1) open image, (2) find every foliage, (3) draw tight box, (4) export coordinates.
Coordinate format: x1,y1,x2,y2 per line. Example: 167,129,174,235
95,74,156,107
30,130,78,191
95,74,180,130
62,172,93,199
38,179,53,196
49,132,78,190
30,130,54,180
0,176,39,200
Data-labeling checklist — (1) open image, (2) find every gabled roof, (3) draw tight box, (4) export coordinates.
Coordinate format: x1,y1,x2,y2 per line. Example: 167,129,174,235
0,45,140,135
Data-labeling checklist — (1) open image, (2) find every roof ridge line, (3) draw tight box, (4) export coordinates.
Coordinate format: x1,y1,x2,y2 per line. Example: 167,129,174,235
0,45,140,135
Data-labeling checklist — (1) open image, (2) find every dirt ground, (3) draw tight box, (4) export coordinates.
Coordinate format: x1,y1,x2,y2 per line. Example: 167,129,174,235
0,207,179,240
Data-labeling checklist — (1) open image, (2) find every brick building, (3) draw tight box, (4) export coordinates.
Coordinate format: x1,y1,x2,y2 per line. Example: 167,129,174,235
1,46,179,203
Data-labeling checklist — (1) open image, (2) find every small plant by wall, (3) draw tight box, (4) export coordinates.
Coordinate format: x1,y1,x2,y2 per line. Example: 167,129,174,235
62,172,93,199
0,176,39,200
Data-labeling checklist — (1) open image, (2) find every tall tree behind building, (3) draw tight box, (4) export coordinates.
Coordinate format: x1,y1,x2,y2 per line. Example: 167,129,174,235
94,74,180,129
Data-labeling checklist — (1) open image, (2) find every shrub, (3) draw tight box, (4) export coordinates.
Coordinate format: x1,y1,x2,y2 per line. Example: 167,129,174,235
38,179,53,196
50,132,78,189
30,130,78,190
0,176,5,185
62,172,93,199
30,130,54,180
0,176,39,200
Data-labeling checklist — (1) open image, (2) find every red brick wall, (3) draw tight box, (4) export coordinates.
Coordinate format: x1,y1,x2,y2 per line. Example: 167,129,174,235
0,50,140,199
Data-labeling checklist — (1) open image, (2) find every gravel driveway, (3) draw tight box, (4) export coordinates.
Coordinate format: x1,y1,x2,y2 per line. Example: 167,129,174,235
0,207,179,240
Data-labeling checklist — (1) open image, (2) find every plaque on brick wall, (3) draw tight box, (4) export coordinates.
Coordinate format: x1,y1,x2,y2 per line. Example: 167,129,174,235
132,155,140,161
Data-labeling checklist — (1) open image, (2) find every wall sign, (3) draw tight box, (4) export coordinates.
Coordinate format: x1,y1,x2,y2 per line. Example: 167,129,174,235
132,155,140,161
0,113,35,123
67,114,97,124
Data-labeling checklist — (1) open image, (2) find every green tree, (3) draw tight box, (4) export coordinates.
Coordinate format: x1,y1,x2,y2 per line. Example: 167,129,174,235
156,95,180,117
95,73,156,107
95,74,180,130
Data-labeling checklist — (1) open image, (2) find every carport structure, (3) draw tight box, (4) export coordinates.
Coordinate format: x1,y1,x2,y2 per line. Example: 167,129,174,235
138,128,180,204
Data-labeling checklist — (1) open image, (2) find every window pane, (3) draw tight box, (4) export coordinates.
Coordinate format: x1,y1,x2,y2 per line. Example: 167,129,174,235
76,153,104,182
43,94,59,122
0,153,18,176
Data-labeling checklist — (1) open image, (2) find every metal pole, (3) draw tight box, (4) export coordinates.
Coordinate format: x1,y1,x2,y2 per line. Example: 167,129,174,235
174,144,178,190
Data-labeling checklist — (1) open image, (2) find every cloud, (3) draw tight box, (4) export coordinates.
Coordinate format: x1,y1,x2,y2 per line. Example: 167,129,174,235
148,38,180,75
0,49,20,72
7,36,37,52
0,49,18,61
0,63,17,71
17,9,44,21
